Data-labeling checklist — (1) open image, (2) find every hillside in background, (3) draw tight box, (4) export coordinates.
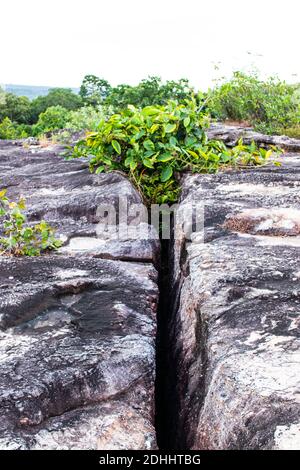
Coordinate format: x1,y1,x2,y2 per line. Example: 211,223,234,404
3,84,79,100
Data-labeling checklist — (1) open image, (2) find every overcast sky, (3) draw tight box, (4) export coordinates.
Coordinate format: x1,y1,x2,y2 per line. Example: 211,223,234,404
1,0,299,89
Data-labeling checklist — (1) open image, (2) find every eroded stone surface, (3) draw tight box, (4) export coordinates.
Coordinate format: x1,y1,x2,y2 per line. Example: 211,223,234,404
0,141,159,264
0,141,159,449
208,123,300,152
168,150,300,449
224,208,300,236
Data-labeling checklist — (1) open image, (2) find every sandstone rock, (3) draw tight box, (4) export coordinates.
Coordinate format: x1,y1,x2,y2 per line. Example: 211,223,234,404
208,123,300,152
0,141,159,264
167,149,300,449
0,141,159,450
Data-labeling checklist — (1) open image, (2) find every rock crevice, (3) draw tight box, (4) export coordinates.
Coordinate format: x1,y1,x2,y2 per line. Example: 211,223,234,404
1,132,300,450
162,141,300,449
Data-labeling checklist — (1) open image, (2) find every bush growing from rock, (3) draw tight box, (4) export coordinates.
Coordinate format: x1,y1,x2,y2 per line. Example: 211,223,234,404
70,99,281,204
0,190,62,256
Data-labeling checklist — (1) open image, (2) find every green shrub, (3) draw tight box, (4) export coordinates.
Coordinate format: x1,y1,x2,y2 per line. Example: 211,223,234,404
208,72,300,134
29,88,82,123
34,105,70,134
65,106,113,131
0,189,62,256
0,117,17,139
280,125,300,139
0,117,30,139
70,100,281,204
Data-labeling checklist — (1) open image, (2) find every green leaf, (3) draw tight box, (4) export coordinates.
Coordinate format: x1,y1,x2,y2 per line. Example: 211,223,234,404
183,117,190,128
141,106,159,116
101,156,113,166
111,140,121,154
187,149,199,159
133,130,145,141
169,136,177,146
143,158,154,169
157,153,173,162
143,139,155,151
164,123,177,133
150,124,159,133
95,166,105,174
125,156,133,167
144,150,156,158
161,166,173,182
130,161,137,171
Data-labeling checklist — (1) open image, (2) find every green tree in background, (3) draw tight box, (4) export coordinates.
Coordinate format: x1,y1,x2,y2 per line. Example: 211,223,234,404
105,76,194,110
34,106,70,133
80,75,112,106
0,93,31,124
29,88,82,123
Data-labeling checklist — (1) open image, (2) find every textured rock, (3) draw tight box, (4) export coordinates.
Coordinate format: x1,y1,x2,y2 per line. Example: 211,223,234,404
168,149,300,449
0,141,159,450
0,141,159,264
208,123,300,152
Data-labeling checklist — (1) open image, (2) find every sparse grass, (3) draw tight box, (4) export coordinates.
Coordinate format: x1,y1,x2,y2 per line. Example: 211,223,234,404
280,126,300,139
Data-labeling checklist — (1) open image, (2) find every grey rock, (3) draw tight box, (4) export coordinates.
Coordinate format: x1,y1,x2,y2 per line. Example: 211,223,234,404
0,141,159,264
0,142,159,450
208,122,300,152
168,150,300,449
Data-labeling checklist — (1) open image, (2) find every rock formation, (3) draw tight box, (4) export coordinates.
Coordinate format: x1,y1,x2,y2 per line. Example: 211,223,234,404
166,147,300,449
0,141,159,450
1,127,300,450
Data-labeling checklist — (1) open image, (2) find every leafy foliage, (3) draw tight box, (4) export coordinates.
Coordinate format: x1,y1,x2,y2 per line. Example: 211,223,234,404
104,76,194,111
33,105,70,134
208,71,300,134
65,105,113,131
80,75,112,106
70,100,281,204
280,125,300,139
0,118,29,139
1,74,299,141
0,92,31,124
0,190,62,256
29,88,82,123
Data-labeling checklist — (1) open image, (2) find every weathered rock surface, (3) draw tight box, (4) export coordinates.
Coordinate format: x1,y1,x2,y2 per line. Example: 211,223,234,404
0,141,159,264
0,141,159,449
167,151,300,449
208,123,300,152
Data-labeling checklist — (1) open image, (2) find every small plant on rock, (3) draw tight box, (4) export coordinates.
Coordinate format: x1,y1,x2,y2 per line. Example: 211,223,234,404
0,190,62,256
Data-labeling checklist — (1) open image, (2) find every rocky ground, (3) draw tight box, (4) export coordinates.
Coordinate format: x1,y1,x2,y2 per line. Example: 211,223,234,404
166,141,300,449
0,127,300,450
0,141,159,449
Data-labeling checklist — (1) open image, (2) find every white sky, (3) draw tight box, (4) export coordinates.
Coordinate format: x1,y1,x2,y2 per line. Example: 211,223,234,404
1,0,299,90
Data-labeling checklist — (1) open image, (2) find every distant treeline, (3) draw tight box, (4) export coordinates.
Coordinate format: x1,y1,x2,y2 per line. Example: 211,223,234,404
3,84,79,101
0,73,299,140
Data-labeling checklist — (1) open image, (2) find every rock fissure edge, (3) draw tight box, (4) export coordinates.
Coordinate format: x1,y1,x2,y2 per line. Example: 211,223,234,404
0,126,299,450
